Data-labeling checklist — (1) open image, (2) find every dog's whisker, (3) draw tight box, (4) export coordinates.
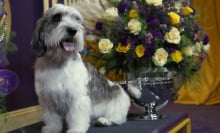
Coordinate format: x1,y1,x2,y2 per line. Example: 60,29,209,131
79,25,85,30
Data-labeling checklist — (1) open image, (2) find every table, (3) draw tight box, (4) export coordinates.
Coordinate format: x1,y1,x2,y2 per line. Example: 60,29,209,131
10,112,191,133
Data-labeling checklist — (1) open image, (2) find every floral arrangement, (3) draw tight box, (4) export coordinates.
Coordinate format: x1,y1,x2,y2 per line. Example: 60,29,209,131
84,0,210,81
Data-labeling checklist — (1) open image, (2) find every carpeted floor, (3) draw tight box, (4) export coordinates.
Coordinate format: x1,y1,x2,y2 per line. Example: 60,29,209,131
161,102,220,133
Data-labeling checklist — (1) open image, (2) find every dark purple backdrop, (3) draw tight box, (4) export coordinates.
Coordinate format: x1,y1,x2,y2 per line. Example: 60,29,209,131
5,0,83,111
5,0,62,111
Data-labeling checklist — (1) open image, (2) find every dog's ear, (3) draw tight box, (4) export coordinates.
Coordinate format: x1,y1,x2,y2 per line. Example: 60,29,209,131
31,19,47,57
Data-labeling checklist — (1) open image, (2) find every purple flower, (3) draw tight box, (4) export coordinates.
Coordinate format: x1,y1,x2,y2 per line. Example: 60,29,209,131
151,30,163,39
203,34,209,45
200,54,206,61
194,38,200,42
145,42,156,57
145,33,153,44
159,24,168,32
181,21,187,27
119,35,128,45
118,2,128,14
132,1,138,9
158,12,169,24
146,16,160,25
95,21,103,31
194,23,200,33
165,44,178,53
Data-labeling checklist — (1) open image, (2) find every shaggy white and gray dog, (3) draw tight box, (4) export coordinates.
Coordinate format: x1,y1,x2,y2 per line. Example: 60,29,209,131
31,4,139,133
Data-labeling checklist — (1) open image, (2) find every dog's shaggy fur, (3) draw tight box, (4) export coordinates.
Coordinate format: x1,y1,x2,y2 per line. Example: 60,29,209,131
32,4,132,133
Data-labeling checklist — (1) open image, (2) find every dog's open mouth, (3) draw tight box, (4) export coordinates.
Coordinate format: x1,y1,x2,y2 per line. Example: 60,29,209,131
61,38,75,52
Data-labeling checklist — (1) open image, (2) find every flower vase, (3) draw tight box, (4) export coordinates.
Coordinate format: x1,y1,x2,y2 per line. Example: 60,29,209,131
125,68,174,120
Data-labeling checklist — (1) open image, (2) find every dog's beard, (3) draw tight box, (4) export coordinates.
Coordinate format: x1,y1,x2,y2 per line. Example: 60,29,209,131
46,46,76,62
45,29,84,61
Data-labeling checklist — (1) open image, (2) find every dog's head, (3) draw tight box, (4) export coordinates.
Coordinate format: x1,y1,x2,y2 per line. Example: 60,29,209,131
31,4,84,59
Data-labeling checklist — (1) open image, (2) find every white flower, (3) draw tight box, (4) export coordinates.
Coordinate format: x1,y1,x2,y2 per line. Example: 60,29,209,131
99,67,106,75
104,7,119,20
98,38,113,53
202,43,210,53
128,19,142,35
181,46,194,56
146,0,162,6
164,27,181,44
152,48,168,67
193,41,202,55
174,2,182,12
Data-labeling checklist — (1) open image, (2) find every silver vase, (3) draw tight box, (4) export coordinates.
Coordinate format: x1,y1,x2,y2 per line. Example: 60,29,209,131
124,68,174,120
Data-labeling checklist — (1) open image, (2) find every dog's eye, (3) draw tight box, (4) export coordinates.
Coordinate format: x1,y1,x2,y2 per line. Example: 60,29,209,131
72,15,81,22
52,13,62,22
75,16,81,21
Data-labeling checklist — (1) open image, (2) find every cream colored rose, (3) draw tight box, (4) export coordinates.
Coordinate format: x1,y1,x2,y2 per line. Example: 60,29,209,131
174,2,182,13
128,19,142,35
152,48,168,67
181,46,193,56
146,0,162,6
104,7,119,20
193,41,202,55
98,39,113,53
164,27,181,44
99,67,106,75
202,43,210,53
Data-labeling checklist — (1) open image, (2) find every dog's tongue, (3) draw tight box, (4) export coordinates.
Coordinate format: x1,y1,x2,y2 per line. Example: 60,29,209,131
63,42,75,51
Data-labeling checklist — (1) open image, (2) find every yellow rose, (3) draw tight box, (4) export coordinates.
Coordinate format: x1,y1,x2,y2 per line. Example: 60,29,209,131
182,6,194,16
98,39,113,53
152,48,168,67
146,0,162,6
164,27,181,44
170,50,183,63
135,45,145,58
128,19,142,35
116,43,131,53
104,7,119,20
129,9,138,19
168,12,180,25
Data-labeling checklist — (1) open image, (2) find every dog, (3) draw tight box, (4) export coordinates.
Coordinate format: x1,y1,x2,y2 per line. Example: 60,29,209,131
31,4,140,133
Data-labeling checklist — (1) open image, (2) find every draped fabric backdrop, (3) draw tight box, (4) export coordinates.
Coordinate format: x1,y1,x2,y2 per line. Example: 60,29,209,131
175,0,220,105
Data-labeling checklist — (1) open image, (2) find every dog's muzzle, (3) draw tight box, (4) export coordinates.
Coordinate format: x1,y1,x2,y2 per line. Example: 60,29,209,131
60,28,77,52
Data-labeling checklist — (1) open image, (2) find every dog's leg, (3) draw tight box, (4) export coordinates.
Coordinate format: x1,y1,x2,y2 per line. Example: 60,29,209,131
66,96,91,133
99,88,130,126
41,110,63,133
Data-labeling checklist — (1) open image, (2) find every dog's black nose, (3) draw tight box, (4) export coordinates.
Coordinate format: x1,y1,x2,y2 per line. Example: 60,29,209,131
67,28,77,36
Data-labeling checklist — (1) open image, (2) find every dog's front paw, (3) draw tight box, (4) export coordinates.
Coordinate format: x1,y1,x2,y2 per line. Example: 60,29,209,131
95,117,114,127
